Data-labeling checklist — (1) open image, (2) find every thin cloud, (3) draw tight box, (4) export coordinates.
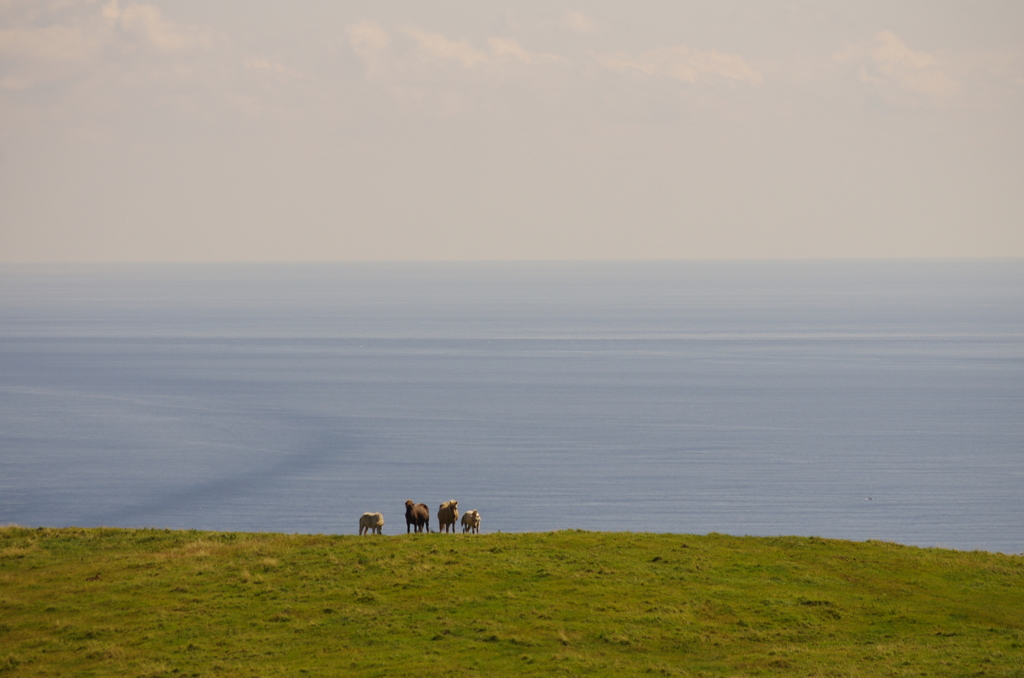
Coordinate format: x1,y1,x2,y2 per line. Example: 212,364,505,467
563,11,597,34
109,0,216,53
0,11,105,89
244,58,308,82
344,23,574,115
834,31,959,101
401,27,491,69
595,44,763,85
0,0,323,130
347,20,390,77
488,37,566,66
0,24,100,64
348,22,569,79
396,27,566,70
0,0,223,91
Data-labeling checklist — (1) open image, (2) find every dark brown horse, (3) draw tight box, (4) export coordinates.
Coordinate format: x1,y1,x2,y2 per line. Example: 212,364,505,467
404,500,430,533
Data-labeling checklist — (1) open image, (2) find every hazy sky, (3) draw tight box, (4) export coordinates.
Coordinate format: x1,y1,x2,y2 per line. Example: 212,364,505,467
2,1,1022,262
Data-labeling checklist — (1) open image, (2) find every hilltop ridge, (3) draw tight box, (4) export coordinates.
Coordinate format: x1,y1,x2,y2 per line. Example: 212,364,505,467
1,527,1022,676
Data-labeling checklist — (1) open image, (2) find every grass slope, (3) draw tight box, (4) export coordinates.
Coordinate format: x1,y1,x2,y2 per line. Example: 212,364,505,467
1,527,1022,677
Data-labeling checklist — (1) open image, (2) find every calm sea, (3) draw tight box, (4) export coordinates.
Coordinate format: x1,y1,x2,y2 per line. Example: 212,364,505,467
1,261,1022,553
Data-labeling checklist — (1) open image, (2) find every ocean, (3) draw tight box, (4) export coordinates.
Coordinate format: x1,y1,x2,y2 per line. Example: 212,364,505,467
1,261,1021,553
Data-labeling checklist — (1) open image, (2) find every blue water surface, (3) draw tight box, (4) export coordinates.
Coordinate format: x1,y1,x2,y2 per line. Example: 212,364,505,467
1,261,1021,553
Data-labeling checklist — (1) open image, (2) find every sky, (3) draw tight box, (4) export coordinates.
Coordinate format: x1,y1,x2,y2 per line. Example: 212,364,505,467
1,1,1022,262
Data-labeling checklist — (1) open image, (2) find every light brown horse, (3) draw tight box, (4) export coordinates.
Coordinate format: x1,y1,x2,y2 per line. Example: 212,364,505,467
437,500,459,533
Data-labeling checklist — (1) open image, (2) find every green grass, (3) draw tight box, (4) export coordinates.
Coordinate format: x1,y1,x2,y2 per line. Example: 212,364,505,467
1,527,1022,677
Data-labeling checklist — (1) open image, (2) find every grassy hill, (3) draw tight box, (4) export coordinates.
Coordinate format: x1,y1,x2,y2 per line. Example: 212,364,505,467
1,527,1022,677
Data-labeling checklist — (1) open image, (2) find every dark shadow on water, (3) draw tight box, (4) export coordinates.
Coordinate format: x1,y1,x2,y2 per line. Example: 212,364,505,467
83,424,366,529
